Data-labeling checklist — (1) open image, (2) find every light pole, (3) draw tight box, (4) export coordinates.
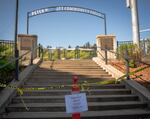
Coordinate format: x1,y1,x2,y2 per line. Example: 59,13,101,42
15,0,19,81
126,0,140,48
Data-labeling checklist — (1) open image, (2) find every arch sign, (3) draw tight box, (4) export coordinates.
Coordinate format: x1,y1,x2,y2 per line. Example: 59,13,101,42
27,6,107,34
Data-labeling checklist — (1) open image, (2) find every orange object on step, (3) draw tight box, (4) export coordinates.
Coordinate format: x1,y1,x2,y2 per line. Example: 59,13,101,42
72,76,80,119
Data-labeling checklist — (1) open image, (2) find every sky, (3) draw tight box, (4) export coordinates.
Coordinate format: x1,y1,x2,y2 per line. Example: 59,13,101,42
0,0,150,48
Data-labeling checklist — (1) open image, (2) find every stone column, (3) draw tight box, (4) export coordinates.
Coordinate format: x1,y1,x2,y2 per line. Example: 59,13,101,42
18,34,38,60
96,35,117,60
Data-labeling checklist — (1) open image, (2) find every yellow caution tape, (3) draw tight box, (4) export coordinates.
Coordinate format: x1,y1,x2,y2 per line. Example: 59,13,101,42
0,79,116,91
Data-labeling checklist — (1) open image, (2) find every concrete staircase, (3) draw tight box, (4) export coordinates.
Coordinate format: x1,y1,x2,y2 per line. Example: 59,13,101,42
1,60,150,119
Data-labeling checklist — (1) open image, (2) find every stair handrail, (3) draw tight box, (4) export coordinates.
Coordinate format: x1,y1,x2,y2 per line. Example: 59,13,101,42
0,45,43,69
95,46,150,81
0,45,44,84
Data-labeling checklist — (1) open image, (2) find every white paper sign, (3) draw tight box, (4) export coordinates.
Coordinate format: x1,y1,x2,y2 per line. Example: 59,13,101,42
65,93,88,113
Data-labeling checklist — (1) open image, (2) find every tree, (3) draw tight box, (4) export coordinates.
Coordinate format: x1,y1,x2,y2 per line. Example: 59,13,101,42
47,45,52,49
68,45,71,48
82,42,91,48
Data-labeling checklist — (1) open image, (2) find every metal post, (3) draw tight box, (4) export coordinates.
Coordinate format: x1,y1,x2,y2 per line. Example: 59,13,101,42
41,47,44,60
75,46,79,59
125,49,130,80
27,12,29,34
57,48,60,60
76,46,79,59
30,47,33,65
64,49,66,59
48,49,50,60
78,49,80,59
15,0,19,81
104,14,107,35
50,49,52,60
143,39,146,56
76,48,78,59
105,48,108,65
74,49,76,59
116,41,119,59
66,49,68,59
90,51,92,59
38,44,41,57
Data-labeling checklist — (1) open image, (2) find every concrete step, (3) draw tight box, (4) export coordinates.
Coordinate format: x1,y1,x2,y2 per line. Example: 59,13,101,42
28,77,113,80
45,64,100,67
23,84,126,89
41,67,101,69
35,69,107,73
32,72,110,75
19,89,131,96
29,76,113,80
26,79,114,85
45,61,98,64
33,70,108,75
7,101,147,112
47,66,101,68
3,60,150,119
36,70,106,73
47,66,102,68
27,78,114,81
2,109,150,119
12,95,139,104
47,65,101,67
40,60,96,63
48,66,102,68
30,74,112,78
46,61,98,63
41,64,100,67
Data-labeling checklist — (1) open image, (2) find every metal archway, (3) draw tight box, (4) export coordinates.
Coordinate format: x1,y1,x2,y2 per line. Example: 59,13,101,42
27,6,107,34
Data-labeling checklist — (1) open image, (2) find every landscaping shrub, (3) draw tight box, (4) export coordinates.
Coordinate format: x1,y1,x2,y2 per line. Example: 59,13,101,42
117,43,142,68
42,48,96,60
0,59,15,84
80,51,92,59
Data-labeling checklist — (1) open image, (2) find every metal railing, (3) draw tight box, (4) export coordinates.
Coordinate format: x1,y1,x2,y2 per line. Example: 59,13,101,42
42,47,97,60
0,44,44,86
96,45,150,82
97,47,130,80
117,39,150,56
0,40,14,58
117,40,133,47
